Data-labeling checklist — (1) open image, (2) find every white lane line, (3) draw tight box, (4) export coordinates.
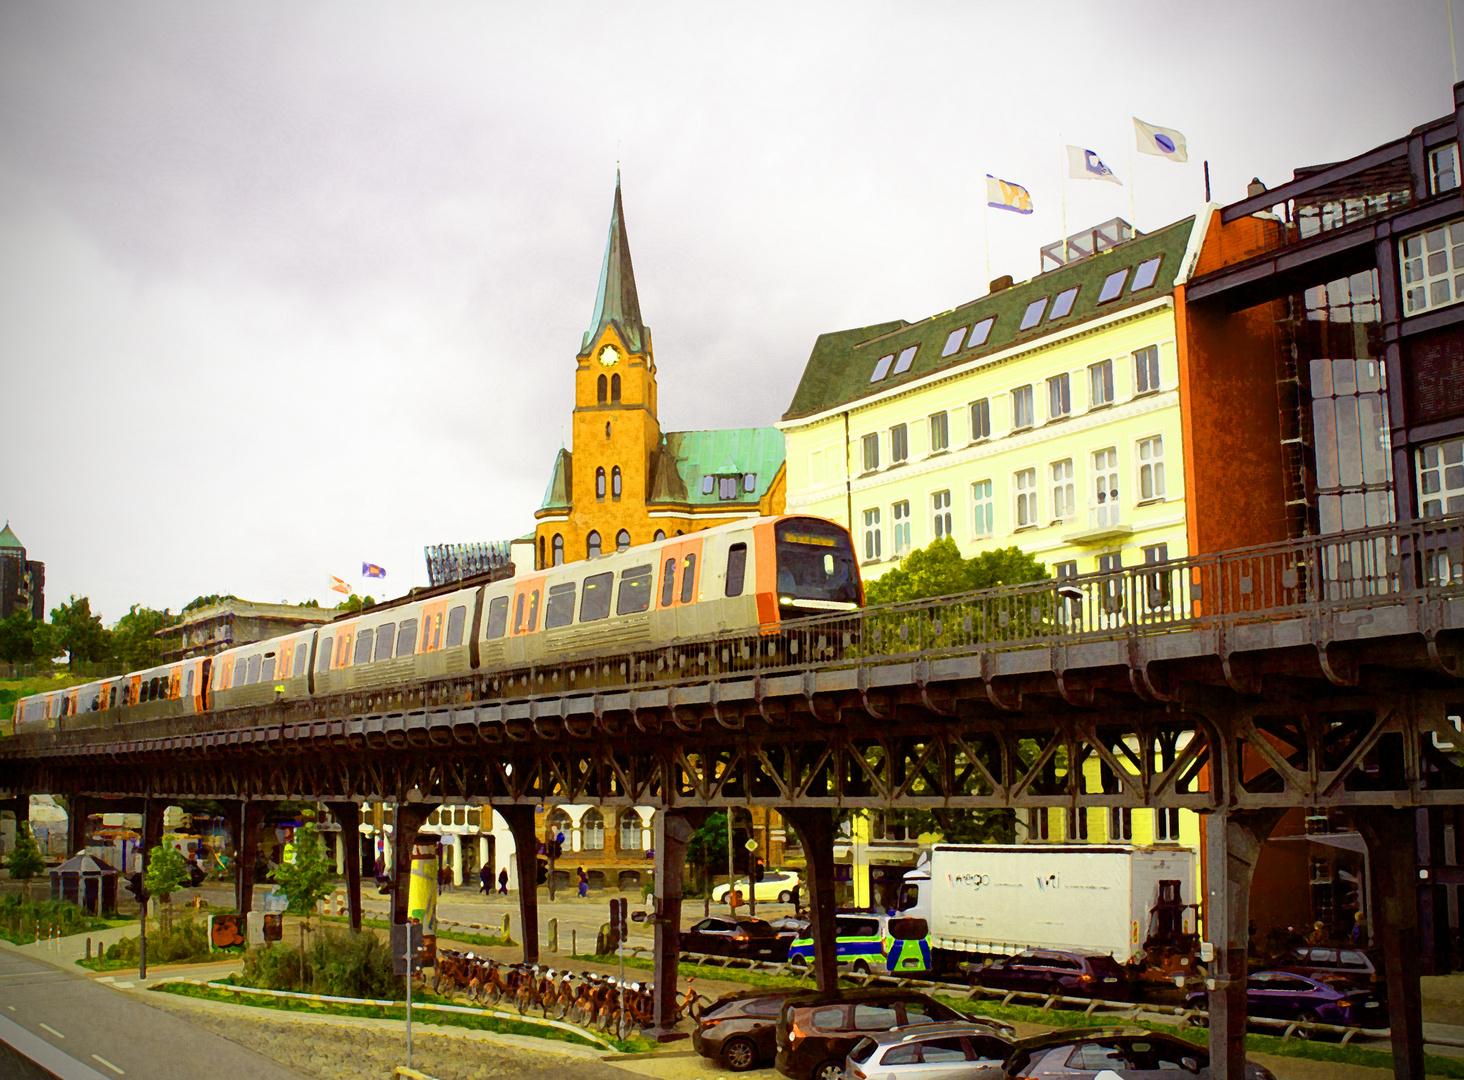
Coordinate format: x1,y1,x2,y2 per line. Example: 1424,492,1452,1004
91,1054,125,1075
110,980,134,989
0,1016,113,1079
39,1021,66,1038
6,1004,15,1010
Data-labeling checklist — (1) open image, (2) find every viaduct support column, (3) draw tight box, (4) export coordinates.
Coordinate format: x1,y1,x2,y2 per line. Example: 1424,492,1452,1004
783,807,839,992
325,801,363,932
500,805,540,965
235,801,264,916
1356,807,1426,1080
66,795,89,857
138,798,164,980
649,808,704,1041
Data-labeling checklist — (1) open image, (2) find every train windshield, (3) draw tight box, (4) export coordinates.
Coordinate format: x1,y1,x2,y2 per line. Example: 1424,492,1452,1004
775,518,861,611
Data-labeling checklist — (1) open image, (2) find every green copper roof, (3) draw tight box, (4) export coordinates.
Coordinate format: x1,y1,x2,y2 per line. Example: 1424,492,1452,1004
649,428,785,508
782,217,1196,422
0,521,21,550
582,175,647,355
539,448,573,512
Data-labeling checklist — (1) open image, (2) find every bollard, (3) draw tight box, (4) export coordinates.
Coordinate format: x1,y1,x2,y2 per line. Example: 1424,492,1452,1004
501,913,511,942
86,938,92,960
571,929,576,957
549,917,558,953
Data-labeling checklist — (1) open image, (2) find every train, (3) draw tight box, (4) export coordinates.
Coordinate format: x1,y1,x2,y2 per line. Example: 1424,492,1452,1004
10,515,863,735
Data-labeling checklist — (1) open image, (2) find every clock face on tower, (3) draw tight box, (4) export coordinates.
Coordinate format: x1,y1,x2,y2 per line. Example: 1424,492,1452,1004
598,344,620,367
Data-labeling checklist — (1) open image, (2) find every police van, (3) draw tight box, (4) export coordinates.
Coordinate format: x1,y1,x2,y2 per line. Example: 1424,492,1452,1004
785,911,932,975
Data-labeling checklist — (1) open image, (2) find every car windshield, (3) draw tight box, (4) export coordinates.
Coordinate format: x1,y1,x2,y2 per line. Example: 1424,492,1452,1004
849,1038,877,1064
775,518,860,604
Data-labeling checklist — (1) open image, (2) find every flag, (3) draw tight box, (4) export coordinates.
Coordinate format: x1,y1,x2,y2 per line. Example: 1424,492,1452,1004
986,174,1033,214
1133,118,1188,162
329,575,351,595
362,563,386,579
1066,146,1122,185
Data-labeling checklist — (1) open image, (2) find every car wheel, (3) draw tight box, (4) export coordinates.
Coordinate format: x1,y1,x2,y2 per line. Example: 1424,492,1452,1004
779,891,793,903
1294,1009,1321,1039
852,960,871,976
721,1036,758,1072
813,1059,844,1080
788,954,809,968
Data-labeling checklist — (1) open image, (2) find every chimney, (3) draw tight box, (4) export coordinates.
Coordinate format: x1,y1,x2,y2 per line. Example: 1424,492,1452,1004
1247,177,1267,198
989,275,1014,294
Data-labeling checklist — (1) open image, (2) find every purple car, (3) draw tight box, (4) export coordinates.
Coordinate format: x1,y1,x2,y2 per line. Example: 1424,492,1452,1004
1186,970,1388,1034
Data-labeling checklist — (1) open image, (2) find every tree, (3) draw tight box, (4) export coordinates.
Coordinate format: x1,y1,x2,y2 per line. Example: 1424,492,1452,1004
0,612,55,665
49,596,111,669
334,594,375,614
687,812,729,894
143,842,191,932
111,605,179,670
864,538,1050,605
269,821,336,928
183,594,239,614
7,822,45,900
886,807,1017,845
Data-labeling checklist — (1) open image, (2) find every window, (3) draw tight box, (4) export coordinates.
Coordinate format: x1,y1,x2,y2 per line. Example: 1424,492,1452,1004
942,327,967,356
969,398,991,440
538,536,545,569
1011,385,1034,429
618,564,654,613
881,1045,919,1066
1048,373,1071,418
446,606,467,647
1110,807,1134,841
354,631,374,666
718,475,738,499
932,490,952,538
1098,268,1128,303
1143,543,1172,608
1050,459,1075,521
1431,143,1460,194
862,432,880,472
919,1037,969,1064
853,1003,900,1030
971,480,994,536
580,572,614,621
1020,297,1048,330
1155,807,1181,841
611,466,622,500
870,353,894,382
317,638,332,672
596,374,607,403
399,617,422,652
552,534,564,566
892,344,918,375
1138,435,1165,500
890,423,909,464
653,529,665,541
293,645,308,677
1089,359,1114,407
587,530,602,558
862,508,882,560
1134,345,1160,394
701,474,715,495
374,624,395,661
616,529,631,552
1419,438,1464,515
595,467,606,501
1067,807,1089,842
968,316,995,348
928,412,949,452
1098,551,1124,613
1049,286,1078,319
1131,256,1162,291
661,558,677,607
620,812,643,850
725,543,748,596
892,501,911,556
680,553,698,602
1015,468,1038,527
743,472,757,492
1092,448,1120,526
610,373,621,402
545,583,576,628
1028,807,1050,840
1402,221,1464,314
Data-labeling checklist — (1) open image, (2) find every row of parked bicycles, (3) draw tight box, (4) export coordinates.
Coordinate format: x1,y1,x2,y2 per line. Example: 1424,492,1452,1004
431,950,712,1036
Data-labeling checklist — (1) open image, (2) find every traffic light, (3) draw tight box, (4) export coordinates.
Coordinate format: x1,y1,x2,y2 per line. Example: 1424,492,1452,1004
751,857,765,884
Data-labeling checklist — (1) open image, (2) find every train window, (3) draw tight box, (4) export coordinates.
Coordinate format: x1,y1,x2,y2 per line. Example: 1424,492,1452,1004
445,606,467,646
294,644,309,677
397,620,419,655
260,657,275,682
336,633,353,667
617,565,653,614
232,664,246,689
146,678,157,700
725,543,748,597
248,655,262,684
680,553,698,603
513,594,526,633
523,592,539,633
318,638,333,673
109,686,117,708
661,558,677,607
186,670,195,698
375,624,395,661
545,584,576,629
480,596,506,640
580,572,614,622
354,630,375,666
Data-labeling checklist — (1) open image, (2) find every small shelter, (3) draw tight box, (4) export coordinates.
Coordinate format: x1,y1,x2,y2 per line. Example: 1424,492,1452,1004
49,852,118,915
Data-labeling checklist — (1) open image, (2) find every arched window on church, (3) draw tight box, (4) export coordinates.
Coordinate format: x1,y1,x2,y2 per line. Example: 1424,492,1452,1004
654,530,665,542
597,374,607,403
596,467,606,501
605,421,612,439
611,373,621,402
538,536,545,569
583,808,605,850
552,534,564,566
587,531,602,558
611,466,622,500
616,529,631,552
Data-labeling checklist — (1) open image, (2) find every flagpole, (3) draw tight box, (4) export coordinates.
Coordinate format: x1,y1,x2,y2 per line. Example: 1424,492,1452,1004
1058,139,1067,268
983,201,991,291
1127,132,1137,230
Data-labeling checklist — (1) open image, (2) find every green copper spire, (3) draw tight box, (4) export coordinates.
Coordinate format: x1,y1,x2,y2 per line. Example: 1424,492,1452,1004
0,521,21,551
583,172,646,354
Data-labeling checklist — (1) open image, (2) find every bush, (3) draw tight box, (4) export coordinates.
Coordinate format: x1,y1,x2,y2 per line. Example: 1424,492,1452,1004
98,917,210,966
238,928,403,999
0,895,101,943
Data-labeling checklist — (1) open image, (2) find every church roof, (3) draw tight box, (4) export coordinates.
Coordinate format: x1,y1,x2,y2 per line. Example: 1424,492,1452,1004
0,521,22,551
582,175,647,355
539,448,573,512
649,428,785,508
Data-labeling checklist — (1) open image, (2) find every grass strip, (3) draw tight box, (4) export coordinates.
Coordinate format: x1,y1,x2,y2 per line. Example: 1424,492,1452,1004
317,915,506,950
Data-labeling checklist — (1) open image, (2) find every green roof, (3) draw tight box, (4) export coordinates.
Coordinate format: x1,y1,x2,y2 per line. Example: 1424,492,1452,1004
649,428,785,508
0,522,21,550
539,448,573,512
781,217,1196,421
582,174,647,355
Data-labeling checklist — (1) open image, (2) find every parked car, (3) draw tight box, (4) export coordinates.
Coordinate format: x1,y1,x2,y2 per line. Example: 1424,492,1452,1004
769,916,810,947
845,1022,1012,1080
775,989,1013,1080
713,869,804,904
1276,945,1383,990
967,949,1130,1000
681,915,787,961
1003,1027,1277,1079
786,912,890,975
693,988,809,1072
1185,970,1388,1032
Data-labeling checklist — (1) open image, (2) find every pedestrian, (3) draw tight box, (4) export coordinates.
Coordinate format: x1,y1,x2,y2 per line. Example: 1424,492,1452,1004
479,864,492,896
498,867,509,895
1350,911,1367,946
578,866,589,898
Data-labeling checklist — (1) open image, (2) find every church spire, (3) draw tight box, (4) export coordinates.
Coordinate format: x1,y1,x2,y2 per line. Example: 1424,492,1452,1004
583,172,646,354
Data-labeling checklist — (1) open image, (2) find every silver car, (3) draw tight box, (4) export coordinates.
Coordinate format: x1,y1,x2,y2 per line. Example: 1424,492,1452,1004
846,1022,1011,1080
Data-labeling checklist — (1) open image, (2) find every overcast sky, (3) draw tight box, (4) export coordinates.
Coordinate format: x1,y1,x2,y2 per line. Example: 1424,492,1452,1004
0,0,1454,624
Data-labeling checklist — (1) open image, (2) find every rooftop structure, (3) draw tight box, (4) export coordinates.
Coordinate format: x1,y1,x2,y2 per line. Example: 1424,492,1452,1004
0,521,44,622
158,598,335,660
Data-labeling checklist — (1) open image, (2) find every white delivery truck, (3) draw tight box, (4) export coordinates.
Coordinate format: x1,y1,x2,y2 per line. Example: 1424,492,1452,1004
895,844,1196,976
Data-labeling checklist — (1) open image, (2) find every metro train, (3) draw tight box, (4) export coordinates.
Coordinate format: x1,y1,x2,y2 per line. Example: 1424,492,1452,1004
11,515,862,736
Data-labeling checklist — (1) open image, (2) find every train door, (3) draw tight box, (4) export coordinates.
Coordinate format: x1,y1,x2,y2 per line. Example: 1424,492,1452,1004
127,675,142,709
664,537,705,640
506,577,544,664
419,601,448,656
199,658,211,711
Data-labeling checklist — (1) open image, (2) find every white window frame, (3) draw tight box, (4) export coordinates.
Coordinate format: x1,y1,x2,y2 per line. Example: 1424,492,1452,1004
971,479,994,537
928,411,949,453
1011,385,1034,430
1431,142,1461,195
1109,807,1133,842
1089,359,1114,408
969,398,991,441
890,423,909,464
1154,807,1181,842
1418,437,1464,517
1401,219,1464,316
931,489,952,539
861,432,880,472
1137,435,1166,502
1133,345,1160,394
862,507,882,560
1047,372,1071,419
1014,468,1038,528
1092,447,1120,528
1050,458,1075,522
891,500,911,556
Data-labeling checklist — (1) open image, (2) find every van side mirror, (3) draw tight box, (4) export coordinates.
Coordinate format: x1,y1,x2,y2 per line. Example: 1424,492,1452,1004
1180,1057,1200,1073
631,911,646,922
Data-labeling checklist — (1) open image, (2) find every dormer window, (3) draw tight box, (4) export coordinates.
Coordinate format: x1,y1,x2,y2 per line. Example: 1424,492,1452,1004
967,317,995,348
1098,268,1128,303
870,353,895,382
1020,298,1048,330
1131,256,1162,292
891,345,918,375
942,328,967,356
1048,286,1079,320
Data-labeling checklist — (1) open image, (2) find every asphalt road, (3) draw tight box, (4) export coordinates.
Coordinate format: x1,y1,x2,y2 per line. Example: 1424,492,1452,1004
0,948,307,1080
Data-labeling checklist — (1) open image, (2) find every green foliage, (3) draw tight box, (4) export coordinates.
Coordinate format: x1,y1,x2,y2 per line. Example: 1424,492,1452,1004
0,612,57,665
96,916,211,968
0,896,108,944
7,822,45,889
50,596,112,668
182,594,238,614
334,594,376,613
143,843,191,902
687,811,728,872
110,605,179,670
884,807,1017,845
239,929,402,999
297,599,321,608
268,822,336,921
865,538,1049,605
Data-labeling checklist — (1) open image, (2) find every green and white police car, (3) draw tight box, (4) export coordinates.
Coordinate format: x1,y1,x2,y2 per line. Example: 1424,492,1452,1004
786,912,933,975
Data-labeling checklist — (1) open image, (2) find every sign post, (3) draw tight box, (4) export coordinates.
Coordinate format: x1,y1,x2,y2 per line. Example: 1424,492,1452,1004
392,921,423,1070
745,839,758,916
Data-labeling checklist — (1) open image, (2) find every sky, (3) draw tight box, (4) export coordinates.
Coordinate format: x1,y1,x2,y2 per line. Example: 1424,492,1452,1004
0,0,1455,625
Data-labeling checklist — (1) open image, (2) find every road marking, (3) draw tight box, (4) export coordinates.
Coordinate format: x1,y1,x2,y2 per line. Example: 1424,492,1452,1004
6,1004,14,1010
91,1054,125,1075
0,1015,114,1079
39,1021,66,1038
110,981,135,989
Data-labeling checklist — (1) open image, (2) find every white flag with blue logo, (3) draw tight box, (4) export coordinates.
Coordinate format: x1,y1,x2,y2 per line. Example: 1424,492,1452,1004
1066,146,1122,185
1134,117,1188,162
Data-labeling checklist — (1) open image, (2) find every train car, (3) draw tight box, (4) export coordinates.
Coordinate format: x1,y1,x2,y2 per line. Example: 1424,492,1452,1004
313,584,481,696
211,630,312,710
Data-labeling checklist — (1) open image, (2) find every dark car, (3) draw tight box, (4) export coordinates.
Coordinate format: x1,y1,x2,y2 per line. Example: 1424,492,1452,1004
1005,1027,1276,1079
1185,970,1388,1032
968,949,1130,1000
775,989,1013,1080
682,915,787,961
769,916,810,948
693,988,808,1072
1276,945,1384,991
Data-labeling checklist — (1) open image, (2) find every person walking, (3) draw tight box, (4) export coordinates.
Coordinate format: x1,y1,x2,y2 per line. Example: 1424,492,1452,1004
479,864,492,896
577,866,589,898
498,867,509,895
